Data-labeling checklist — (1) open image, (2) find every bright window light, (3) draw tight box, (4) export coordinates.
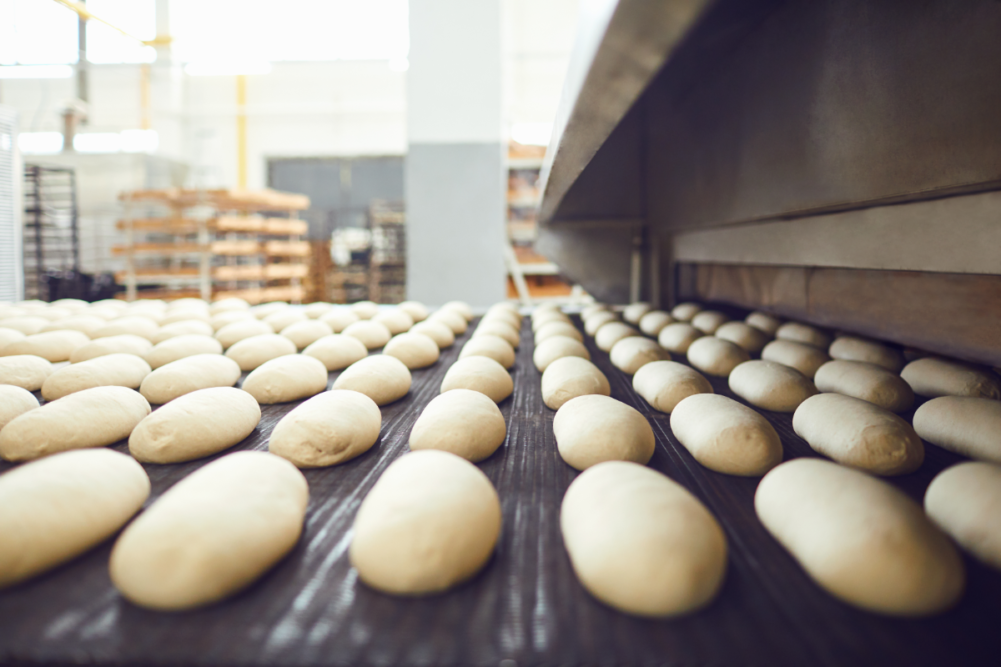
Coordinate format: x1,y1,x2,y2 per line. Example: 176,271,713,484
512,122,554,147
120,129,159,153
0,65,74,79
184,61,273,77
19,132,64,155
388,57,409,72
74,132,123,153
0,0,79,65
85,0,157,64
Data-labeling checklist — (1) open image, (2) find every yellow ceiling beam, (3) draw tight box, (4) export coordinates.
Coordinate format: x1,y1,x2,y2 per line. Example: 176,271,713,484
52,0,172,46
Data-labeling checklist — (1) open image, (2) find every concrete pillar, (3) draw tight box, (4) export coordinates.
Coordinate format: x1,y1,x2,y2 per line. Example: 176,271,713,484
406,0,507,308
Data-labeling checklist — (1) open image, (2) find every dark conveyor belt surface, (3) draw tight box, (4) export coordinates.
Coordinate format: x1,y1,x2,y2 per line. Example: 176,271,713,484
1,315,1000,667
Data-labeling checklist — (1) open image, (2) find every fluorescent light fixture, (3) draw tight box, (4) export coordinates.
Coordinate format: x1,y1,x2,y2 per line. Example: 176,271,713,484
388,57,409,72
511,122,554,147
18,132,64,154
0,65,74,79
184,61,272,76
120,129,158,153
74,132,122,153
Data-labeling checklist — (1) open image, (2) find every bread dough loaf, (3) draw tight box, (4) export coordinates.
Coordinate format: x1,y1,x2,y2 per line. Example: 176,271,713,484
251,301,288,320
622,302,652,324
530,310,569,332
440,356,512,403
0,316,47,335
129,387,260,463
671,394,782,475
656,323,703,354
535,321,582,344
580,303,608,320
792,393,923,475
828,335,904,373
925,462,1001,571
686,337,750,377
210,310,254,331
714,322,771,353
41,315,106,337
913,397,1001,463
534,336,590,372
814,359,914,412
474,320,520,348
0,385,38,430
215,319,274,349
761,339,830,379
0,327,26,348
0,449,149,589
410,320,455,348
343,320,393,350
428,309,468,335
319,308,360,333
151,320,214,344
41,353,151,400
0,386,151,461
745,311,782,335
280,320,333,350
372,309,415,335
332,354,412,405
554,395,654,470
460,334,516,369
632,361,712,413
775,322,831,349
350,450,501,595
384,332,440,369
349,300,380,320
561,461,727,617
691,311,729,335
302,302,333,319
269,389,381,467
140,353,241,404
541,357,610,410
441,300,474,321
70,334,152,363
93,316,160,342
756,458,964,615
410,389,505,462
399,300,429,323
595,322,641,352
110,451,308,610
302,334,368,371
263,309,307,333
609,337,671,374
901,357,1001,399
242,354,329,404
2,330,90,362
0,354,54,390
225,333,297,371
583,311,618,336
145,334,223,369
638,311,674,336
728,360,818,412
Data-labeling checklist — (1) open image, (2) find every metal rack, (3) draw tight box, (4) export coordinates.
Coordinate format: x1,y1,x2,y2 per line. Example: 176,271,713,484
22,166,79,301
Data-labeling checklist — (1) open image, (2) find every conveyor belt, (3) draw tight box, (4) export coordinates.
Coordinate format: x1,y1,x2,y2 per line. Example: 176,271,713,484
1,315,999,666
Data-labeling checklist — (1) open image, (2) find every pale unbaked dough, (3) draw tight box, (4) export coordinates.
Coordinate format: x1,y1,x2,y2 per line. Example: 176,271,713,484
251,301,289,320
269,389,381,467
280,320,334,350
225,333,297,371
210,310,254,331
541,357,610,410
460,334,516,369
913,397,1001,464
756,458,964,616
399,300,429,323
632,361,713,413
828,336,904,373
691,311,729,335
242,354,329,404
129,387,261,463
533,336,590,372
583,311,618,336
671,394,782,476
535,320,582,344
728,360,818,412
686,336,750,377
0,449,149,589
594,322,641,352
623,302,652,325
332,354,412,405
349,450,501,595
215,319,274,349
925,462,1001,571
140,353,241,404
580,303,609,320
319,308,360,333
554,395,654,470
775,322,831,349
657,322,704,354
161,310,210,327
342,320,393,350
372,309,415,335
0,354,54,390
1,330,90,362
561,461,727,617
441,300,474,321
41,315,106,337
745,311,782,335
302,334,368,371
70,334,153,363
410,320,455,348
792,393,923,475
714,322,771,354
210,297,250,314
609,336,671,374
638,310,674,336
761,339,830,379
0,386,151,461
92,316,160,342
302,302,333,319
0,316,52,335
440,356,513,403
814,359,914,412
350,300,380,320
0,327,26,347
263,309,307,333
0,385,38,430
151,320,214,344
410,389,505,462
530,310,569,332
109,450,308,610
474,320,520,348
384,332,440,369
901,357,1001,399
41,353,151,400
145,334,223,369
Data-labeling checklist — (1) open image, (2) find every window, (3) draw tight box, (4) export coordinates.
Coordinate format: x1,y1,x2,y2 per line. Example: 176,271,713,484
84,0,157,64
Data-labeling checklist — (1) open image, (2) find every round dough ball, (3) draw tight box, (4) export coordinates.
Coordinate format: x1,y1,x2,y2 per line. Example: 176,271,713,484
541,357,610,410
0,355,54,391
610,337,671,374
2,330,90,362
333,354,412,406
530,310,568,332
0,385,39,430
242,355,329,404
622,302,652,325
925,462,1001,571
70,334,152,363
215,319,274,349
776,322,831,349
535,321,582,344
633,360,713,413
554,395,654,470
410,321,455,349
263,309,307,333
658,323,704,354
319,308,360,333
459,335,515,369
814,360,914,412
638,310,674,336
410,389,505,462
761,339,830,379
580,303,609,320
140,354,241,405
595,322,641,352
440,300,474,321
343,320,392,350
302,302,333,319
129,387,261,464
440,356,512,403
686,336,750,377
670,302,702,322
269,389,381,468
41,353,151,401
92,316,160,342
350,300,380,320
584,311,618,336
728,360,818,412
714,322,771,354
671,394,782,476
474,320,520,348
429,309,468,335
533,336,590,373
913,397,1001,464
901,357,1001,399
145,334,222,370
225,334,297,371
302,334,368,371
829,336,904,373
349,450,501,595
691,310,729,335
384,332,440,369
484,309,521,332
0,327,26,348
745,311,782,335
372,309,415,335
399,301,429,323
280,320,334,351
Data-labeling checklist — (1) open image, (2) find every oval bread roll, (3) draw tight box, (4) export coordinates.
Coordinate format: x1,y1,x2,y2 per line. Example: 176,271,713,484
583,311,618,336
792,393,923,475
372,309,415,336
129,387,260,463
913,397,1001,463
775,322,831,349
269,389,381,467
670,302,702,322
714,322,771,353
242,354,329,404
429,309,468,335
225,333,297,371
745,311,782,335
0,449,149,589
622,302,652,325
530,311,568,332
0,386,151,461
210,311,253,331
671,394,782,476
410,389,505,462
398,300,429,323
384,332,440,369
609,336,670,374
561,461,727,617
280,320,334,351
441,300,474,321
541,357,610,410
110,451,308,610
151,320,214,344
761,339,830,379
0,327,26,347
1,330,90,362
251,301,288,320
638,311,674,336
349,300,380,320
900,357,1001,400
473,321,520,348
210,297,250,314
342,320,392,350
828,335,904,373
410,320,455,349
658,323,704,354
756,458,964,615
350,450,501,595
535,321,582,344
580,303,608,320
145,334,223,369
686,336,750,377
41,315,106,337
319,308,360,333
215,319,274,349
633,360,713,413
484,309,521,330
0,385,39,430
814,359,914,412
333,354,412,406
92,316,159,342
0,354,54,391
70,334,152,363
140,354,241,404
553,395,654,470
533,336,590,372
0,316,47,335
691,310,728,335
440,356,512,403
925,462,1001,570
41,353,151,400
460,334,515,369
302,334,368,371
728,360,817,412
595,322,641,352
263,309,307,333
